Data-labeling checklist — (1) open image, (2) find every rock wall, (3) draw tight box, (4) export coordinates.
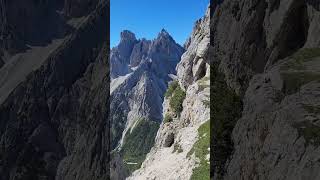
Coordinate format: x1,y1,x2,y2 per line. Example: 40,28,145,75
0,1,109,180
110,29,184,177
128,7,210,180
211,0,320,179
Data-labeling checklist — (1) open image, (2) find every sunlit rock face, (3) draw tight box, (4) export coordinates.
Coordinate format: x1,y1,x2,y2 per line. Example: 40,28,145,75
110,29,184,177
128,7,210,180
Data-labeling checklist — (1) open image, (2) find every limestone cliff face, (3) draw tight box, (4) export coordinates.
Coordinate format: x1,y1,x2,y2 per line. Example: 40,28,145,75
128,7,210,180
211,0,320,179
0,1,109,180
110,29,184,177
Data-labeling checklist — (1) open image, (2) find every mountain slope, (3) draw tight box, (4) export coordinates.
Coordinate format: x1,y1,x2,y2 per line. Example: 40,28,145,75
128,6,210,180
0,1,109,180
110,30,184,175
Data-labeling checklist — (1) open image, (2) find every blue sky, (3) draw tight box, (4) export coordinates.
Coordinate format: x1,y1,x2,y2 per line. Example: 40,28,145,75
111,0,210,48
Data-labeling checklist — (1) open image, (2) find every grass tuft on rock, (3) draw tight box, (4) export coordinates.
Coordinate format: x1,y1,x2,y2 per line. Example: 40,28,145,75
163,114,173,123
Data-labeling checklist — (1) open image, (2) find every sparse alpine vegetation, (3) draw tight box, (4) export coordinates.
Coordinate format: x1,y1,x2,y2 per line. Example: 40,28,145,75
121,118,160,174
163,114,173,123
188,120,210,180
165,81,179,98
169,84,186,116
164,80,186,116
280,48,320,95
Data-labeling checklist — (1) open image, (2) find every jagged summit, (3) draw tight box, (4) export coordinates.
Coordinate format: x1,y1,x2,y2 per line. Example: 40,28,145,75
110,29,184,79
120,30,137,42
110,28,185,177
157,28,175,41
159,28,170,36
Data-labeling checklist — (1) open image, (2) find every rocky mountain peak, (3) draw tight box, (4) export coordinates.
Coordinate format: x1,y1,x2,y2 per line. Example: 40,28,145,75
120,30,137,42
110,28,185,176
156,28,175,42
158,28,170,37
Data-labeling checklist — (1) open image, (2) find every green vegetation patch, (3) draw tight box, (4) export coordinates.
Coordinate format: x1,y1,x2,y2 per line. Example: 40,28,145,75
281,48,320,71
189,120,210,180
163,114,173,123
121,118,160,174
281,72,320,95
293,121,320,146
292,48,320,61
165,81,179,98
169,84,186,116
211,65,243,179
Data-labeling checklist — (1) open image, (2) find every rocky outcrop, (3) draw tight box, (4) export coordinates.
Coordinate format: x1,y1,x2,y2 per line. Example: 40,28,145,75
110,29,184,176
225,49,320,180
128,7,210,180
110,30,138,79
0,1,109,180
211,0,320,179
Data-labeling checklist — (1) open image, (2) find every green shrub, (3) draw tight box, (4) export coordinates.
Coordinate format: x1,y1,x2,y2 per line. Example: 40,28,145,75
169,85,186,115
163,114,173,123
165,81,179,98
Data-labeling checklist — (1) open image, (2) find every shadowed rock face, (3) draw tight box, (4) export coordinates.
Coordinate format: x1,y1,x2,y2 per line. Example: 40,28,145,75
64,0,99,17
211,0,318,94
0,1,110,180
0,0,67,54
211,0,320,179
